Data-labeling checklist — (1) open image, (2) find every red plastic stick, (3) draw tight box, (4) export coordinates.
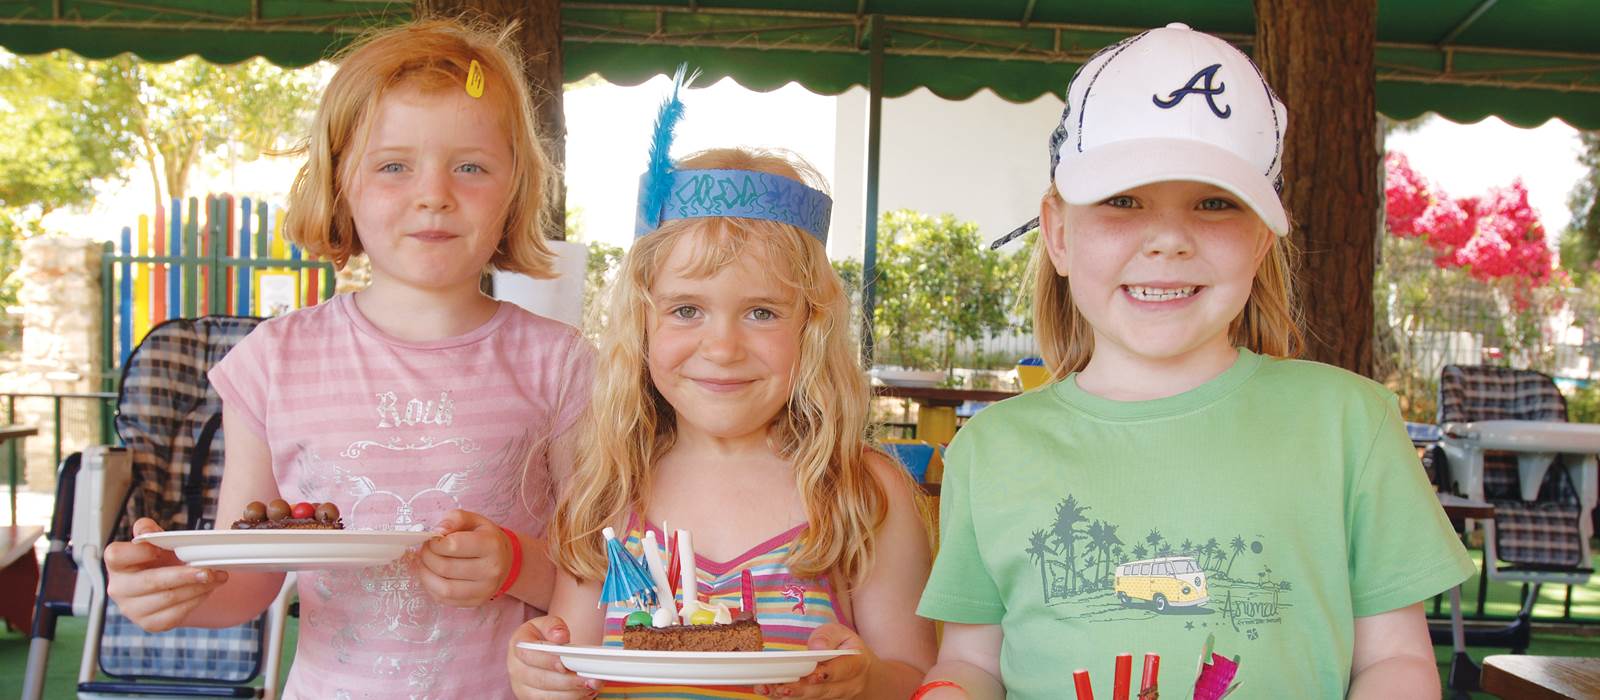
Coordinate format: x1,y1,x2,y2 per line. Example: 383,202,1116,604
1073,669,1094,700
740,568,756,616
1139,654,1160,696
665,530,681,599
1113,653,1131,700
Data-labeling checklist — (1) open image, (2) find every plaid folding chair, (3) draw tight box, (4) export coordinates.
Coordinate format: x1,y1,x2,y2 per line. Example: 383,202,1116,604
1434,364,1597,656
23,316,294,699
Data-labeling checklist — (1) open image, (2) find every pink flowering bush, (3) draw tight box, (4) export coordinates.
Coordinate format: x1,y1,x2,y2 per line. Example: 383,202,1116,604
1378,152,1569,421
1384,153,1554,297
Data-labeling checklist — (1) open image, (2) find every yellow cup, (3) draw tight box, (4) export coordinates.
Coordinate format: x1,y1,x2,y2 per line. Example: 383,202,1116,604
1016,363,1051,392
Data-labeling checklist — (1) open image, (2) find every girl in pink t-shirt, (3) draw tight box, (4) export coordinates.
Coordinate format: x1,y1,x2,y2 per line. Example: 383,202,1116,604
105,18,590,699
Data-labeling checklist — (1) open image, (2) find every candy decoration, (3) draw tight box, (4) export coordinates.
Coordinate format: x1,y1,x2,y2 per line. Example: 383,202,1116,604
1138,653,1160,699
291,502,314,519
267,499,290,521
1073,669,1094,700
624,610,653,628
740,568,756,619
652,607,676,628
314,502,340,523
1113,653,1131,700
689,609,715,625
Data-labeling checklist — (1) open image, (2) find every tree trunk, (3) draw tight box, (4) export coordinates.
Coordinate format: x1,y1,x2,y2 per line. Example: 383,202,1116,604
1254,0,1378,376
417,0,566,241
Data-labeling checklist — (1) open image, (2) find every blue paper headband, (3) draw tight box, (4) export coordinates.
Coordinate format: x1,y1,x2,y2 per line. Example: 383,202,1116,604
634,169,833,242
632,64,832,243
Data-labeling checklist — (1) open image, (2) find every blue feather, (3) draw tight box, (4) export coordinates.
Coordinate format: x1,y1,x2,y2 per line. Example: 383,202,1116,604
640,64,698,232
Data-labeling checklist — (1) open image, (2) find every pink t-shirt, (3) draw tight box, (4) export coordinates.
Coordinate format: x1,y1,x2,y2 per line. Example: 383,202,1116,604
209,293,591,700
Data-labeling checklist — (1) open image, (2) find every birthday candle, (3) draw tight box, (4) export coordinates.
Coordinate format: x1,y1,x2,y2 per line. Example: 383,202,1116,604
1073,669,1094,700
641,531,678,624
677,530,698,607
1113,653,1131,700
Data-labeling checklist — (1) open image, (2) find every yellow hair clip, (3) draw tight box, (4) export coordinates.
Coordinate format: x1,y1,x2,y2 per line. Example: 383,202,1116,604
465,59,485,98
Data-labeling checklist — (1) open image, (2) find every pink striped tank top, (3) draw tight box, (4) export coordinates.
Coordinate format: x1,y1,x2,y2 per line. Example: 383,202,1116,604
597,514,854,699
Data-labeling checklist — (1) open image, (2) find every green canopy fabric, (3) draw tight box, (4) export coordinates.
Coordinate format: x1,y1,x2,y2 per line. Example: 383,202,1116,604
1,0,1596,128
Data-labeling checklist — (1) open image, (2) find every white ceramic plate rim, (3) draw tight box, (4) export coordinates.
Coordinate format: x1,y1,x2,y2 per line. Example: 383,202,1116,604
516,642,860,662
135,529,435,545
133,529,434,571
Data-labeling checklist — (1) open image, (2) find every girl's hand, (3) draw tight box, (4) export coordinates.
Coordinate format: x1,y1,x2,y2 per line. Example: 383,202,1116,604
104,518,230,632
756,623,874,699
419,509,512,607
507,616,603,699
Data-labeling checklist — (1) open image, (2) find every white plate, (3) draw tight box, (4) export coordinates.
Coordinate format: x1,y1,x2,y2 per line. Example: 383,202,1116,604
135,529,434,571
516,642,860,685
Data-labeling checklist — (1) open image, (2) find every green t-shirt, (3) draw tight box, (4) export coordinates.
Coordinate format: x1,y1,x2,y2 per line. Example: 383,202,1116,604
917,349,1474,699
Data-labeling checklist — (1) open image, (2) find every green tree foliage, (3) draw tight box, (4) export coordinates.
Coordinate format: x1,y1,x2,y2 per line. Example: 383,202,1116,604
868,210,1022,371
0,50,319,311
1562,132,1600,274
0,51,137,311
0,52,134,214
93,55,321,208
564,208,625,332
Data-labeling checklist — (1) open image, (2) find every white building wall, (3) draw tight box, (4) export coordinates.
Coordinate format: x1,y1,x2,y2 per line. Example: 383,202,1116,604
829,87,1066,261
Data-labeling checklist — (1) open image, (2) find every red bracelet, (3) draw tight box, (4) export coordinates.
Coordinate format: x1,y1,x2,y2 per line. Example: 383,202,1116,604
911,680,963,700
492,526,522,600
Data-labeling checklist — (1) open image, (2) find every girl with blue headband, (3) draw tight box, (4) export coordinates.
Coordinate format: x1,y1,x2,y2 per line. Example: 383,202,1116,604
507,138,934,698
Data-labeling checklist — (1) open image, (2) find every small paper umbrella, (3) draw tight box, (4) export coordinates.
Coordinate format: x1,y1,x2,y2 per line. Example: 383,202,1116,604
599,527,656,607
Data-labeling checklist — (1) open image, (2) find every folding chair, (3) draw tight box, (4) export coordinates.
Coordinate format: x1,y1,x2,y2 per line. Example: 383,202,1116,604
1433,365,1598,654
22,316,295,699
881,439,939,484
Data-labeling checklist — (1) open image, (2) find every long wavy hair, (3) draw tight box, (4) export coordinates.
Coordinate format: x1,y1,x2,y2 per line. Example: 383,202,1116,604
282,16,558,277
552,148,891,589
1028,185,1305,380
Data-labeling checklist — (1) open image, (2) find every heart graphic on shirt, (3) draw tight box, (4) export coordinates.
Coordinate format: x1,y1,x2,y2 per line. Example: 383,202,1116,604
339,469,470,530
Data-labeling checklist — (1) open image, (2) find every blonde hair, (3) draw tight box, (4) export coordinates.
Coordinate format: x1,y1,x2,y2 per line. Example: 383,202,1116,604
283,17,558,277
1029,185,1305,380
553,148,894,589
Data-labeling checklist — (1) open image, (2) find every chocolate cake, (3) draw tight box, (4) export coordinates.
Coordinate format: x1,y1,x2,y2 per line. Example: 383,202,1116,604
621,616,762,652
231,499,343,530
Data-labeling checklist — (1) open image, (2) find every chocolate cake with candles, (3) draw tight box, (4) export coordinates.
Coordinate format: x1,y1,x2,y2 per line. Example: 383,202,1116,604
604,526,764,651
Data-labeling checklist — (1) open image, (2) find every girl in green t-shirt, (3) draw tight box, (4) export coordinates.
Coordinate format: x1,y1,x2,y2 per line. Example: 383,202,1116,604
914,22,1471,700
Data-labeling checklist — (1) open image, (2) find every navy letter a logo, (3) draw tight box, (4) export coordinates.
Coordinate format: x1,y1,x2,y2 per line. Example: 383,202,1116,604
1152,63,1231,118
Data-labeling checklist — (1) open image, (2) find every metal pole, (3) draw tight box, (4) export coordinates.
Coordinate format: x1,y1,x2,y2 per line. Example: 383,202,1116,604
6,395,14,527
51,398,61,476
860,14,884,366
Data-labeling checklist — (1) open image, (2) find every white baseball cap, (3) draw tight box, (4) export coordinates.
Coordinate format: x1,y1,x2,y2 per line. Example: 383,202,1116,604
992,23,1289,248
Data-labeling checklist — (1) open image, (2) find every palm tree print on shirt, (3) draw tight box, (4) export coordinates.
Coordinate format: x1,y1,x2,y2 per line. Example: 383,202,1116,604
1026,493,1292,635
